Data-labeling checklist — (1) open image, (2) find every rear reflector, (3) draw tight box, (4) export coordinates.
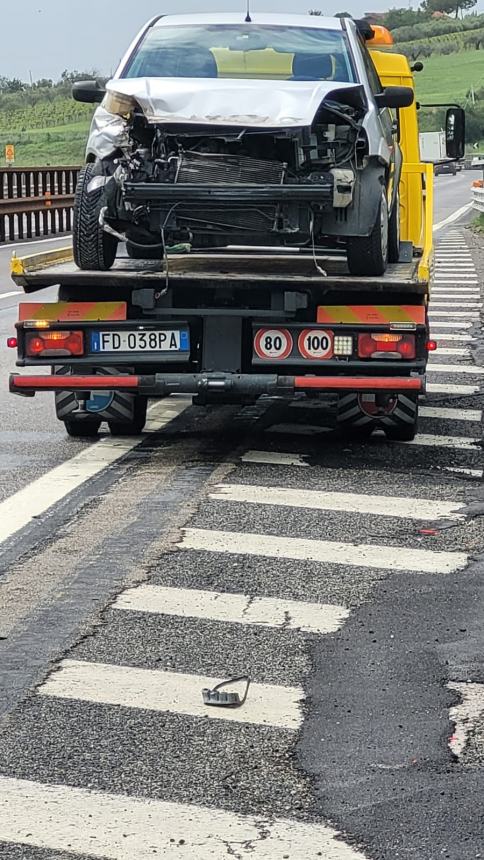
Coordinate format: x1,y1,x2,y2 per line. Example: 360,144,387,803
426,340,438,352
7,337,17,349
25,330,84,357
358,333,416,360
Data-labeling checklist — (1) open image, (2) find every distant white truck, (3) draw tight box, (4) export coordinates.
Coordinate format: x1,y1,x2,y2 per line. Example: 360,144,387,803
419,131,457,175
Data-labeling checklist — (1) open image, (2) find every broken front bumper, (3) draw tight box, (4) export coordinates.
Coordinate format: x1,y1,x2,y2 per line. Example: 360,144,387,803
123,182,334,208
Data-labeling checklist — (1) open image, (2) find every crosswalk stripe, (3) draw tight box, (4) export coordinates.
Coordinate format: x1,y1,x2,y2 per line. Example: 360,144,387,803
242,450,309,466
427,382,479,394
115,584,349,634
39,660,304,729
420,406,482,422
396,433,479,451
426,363,483,374
0,777,367,860
210,483,464,521
180,528,468,574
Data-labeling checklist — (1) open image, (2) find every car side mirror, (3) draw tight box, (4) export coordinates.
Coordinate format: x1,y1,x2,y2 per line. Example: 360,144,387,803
72,80,106,104
445,107,465,159
374,86,414,110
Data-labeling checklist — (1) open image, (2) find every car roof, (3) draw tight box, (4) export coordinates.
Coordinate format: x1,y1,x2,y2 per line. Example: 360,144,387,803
152,13,344,31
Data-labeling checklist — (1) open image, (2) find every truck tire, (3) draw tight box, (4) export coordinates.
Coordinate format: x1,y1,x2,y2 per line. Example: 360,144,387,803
347,188,389,277
64,417,101,438
388,191,400,264
336,392,418,441
73,164,117,271
108,395,148,436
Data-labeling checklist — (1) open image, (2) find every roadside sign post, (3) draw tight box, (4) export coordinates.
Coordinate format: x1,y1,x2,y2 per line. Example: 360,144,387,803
5,144,15,166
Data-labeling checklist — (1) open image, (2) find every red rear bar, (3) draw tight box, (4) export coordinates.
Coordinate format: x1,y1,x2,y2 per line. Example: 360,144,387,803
11,375,140,391
295,377,423,391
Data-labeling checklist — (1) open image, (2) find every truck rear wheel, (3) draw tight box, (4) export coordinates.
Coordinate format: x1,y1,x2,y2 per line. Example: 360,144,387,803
346,188,389,277
64,417,101,438
108,396,148,436
73,164,118,271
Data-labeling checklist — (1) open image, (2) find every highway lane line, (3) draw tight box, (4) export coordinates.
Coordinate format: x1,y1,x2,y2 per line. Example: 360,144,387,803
39,659,304,729
448,681,484,757
0,398,191,547
426,382,479,394
242,450,309,466
420,406,482,422
444,467,483,478
433,205,473,232
0,290,22,300
209,483,465,521
180,528,468,574
115,584,350,634
0,777,368,860
425,363,484,374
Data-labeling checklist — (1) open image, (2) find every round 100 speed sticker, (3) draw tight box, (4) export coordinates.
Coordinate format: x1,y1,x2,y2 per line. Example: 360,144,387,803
254,328,293,360
298,329,334,360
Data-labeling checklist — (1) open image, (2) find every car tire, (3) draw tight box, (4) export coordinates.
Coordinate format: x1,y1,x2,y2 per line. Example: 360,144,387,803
64,417,101,438
347,188,389,277
73,164,118,271
108,395,148,436
388,191,400,264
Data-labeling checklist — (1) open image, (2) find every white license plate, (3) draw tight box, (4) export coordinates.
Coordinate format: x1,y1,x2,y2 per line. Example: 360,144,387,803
91,329,189,353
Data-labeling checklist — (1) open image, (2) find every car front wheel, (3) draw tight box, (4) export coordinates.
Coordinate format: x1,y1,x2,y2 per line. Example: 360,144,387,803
73,164,118,271
347,188,389,277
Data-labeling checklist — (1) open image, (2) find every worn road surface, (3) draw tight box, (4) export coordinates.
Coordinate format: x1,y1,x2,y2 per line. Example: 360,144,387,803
0,179,483,859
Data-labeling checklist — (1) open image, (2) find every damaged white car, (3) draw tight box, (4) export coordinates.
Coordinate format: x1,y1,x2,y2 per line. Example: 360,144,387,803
72,13,413,276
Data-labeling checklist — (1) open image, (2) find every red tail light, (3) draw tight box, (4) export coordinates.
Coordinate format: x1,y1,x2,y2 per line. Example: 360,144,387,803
7,337,17,349
426,340,438,352
26,330,84,357
358,333,416,360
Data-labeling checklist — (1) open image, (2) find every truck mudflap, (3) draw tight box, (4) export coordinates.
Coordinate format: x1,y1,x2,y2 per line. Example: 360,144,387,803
10,372,425,398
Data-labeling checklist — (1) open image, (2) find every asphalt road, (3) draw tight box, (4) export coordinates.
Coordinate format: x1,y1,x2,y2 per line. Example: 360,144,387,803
0,182,483,859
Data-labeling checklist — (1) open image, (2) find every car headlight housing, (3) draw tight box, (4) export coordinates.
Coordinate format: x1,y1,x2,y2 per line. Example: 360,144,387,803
102,91,136,119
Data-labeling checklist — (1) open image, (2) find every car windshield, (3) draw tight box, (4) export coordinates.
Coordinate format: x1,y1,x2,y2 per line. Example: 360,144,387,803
123,24,356,83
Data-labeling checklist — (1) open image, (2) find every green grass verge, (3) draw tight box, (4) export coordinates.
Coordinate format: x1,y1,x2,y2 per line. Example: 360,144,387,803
415,49,484,102
472,212,484,233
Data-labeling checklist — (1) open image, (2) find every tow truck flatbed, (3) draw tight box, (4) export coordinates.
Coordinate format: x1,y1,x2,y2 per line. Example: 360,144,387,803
11,246,426,294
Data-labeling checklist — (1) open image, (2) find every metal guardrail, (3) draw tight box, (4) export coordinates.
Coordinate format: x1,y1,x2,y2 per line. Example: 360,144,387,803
472,183,484,213
0,166,80,243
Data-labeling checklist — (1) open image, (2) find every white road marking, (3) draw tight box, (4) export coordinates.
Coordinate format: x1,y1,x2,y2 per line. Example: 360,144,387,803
428,348,470,356
0,777,368,860
39,660,303,729
0,235,72,250
430,303,481,308
444,467,483,478
429,312,479,318
433,204,473,231
432,295,479,300
427,382,479,394
448,682,484,757
242,450,309,466
210,483,464,521
420,406,482,422
398,433,480,451
0,290,22,300
0,398,190,547
434,279,478,284
115,584,349,634
429,321,474,328
431,334,475,341
180,528,468,574
426,363,483,375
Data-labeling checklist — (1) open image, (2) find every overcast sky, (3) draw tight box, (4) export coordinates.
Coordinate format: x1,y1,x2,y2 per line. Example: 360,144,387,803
3,0,484,81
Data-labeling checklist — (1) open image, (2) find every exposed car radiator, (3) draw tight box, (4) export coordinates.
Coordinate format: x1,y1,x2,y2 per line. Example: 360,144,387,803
176,152,286,185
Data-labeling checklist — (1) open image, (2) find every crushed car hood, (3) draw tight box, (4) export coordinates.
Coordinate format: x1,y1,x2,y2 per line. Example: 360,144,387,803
107,77,360,128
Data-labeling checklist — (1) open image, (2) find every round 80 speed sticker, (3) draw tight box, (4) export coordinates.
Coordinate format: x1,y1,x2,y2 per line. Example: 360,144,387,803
254,328,293,361
298,329,334,360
